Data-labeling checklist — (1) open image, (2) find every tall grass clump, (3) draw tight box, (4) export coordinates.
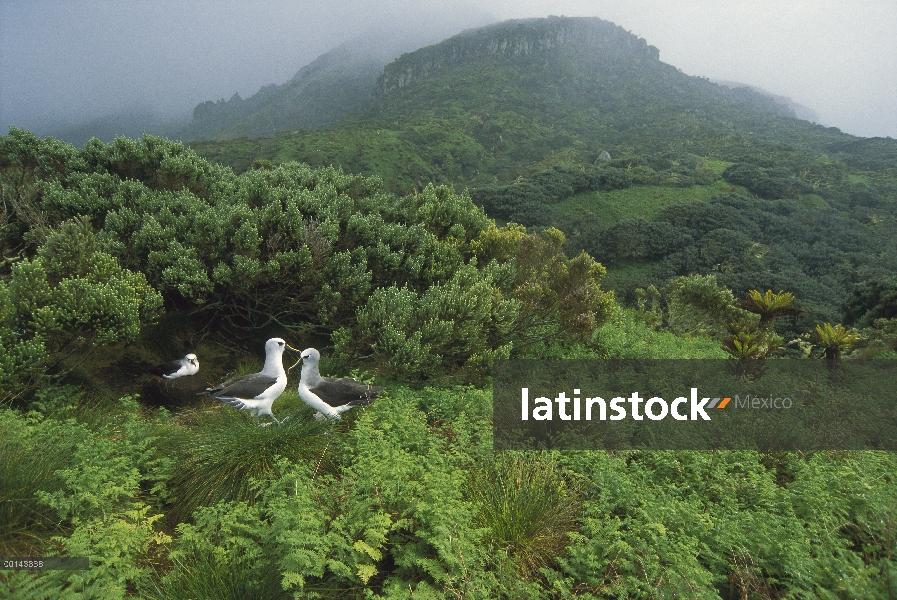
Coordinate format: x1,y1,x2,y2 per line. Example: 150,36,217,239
466,452,581,578
153,544,288,600
167,401,333,523
0,410,73,555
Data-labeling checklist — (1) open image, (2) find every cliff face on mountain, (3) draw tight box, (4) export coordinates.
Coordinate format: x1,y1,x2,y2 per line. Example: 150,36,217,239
376,17,660,95
179,18,495,141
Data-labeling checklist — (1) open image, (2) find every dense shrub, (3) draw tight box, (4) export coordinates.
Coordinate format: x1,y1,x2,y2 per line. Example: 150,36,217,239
1,131,614,385
842,276,897,327
589,218,694,264
589,193,896,327
0,217,161,402
468,164,634,227
722,162,813,199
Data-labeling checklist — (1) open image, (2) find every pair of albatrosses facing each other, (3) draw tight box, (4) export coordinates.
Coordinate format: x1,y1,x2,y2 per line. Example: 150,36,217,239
202,338,383,425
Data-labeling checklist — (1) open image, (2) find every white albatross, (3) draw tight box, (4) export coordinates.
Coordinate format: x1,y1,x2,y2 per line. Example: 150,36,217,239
293,348,384,419
203,338,298,425
152,353,199,379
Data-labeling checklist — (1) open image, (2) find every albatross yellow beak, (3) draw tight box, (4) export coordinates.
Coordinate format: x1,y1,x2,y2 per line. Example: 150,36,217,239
285,343,303,372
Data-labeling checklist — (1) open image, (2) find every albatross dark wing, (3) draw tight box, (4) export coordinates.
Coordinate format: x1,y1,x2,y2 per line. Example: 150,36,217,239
309,378,385,407
205,373,279,399
151,359,183,377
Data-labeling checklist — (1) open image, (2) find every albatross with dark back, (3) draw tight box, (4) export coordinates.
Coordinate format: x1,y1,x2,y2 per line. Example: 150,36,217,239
152,353,199,379
294,348,384,419
203,338,298,425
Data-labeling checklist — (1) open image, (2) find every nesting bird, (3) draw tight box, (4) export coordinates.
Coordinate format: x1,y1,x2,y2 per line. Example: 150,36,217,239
152,354,199,379
293,348,384,419
203,338,298,425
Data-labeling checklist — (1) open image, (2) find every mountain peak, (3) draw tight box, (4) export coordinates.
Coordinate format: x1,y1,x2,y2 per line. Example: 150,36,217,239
376,16,660,95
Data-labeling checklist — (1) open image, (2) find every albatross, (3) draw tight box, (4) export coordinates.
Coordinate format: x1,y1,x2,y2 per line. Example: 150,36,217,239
293,348,384,419
152,354,199,379
203,338,298,425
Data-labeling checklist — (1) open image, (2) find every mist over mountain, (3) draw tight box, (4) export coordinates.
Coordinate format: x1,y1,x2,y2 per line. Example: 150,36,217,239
191,16,848,187
31,15,496,146
712,79,822,125
49,108,190,148
180,40,387,141
19,14,848,152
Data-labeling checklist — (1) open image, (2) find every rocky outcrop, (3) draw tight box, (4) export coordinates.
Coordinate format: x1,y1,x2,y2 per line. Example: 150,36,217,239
375,17,660,95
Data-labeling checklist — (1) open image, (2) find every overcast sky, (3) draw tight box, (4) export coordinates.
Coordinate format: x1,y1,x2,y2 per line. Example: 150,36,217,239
2,0,895,139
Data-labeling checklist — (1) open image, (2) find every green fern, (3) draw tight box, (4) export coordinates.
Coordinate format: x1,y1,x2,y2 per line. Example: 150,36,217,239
814,322,861,359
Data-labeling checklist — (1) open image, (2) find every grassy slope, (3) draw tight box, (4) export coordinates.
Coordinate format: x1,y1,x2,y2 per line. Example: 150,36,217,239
557,179,743,224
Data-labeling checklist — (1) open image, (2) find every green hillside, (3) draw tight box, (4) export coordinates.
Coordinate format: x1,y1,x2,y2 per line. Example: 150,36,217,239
193,17,849,189
190,17,897,327
178,22,494,143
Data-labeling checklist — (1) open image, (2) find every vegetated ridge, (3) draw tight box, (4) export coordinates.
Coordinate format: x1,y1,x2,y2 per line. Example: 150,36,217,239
188,16,897,331
181,43,385,142
179,18,495,143
191,16,822,185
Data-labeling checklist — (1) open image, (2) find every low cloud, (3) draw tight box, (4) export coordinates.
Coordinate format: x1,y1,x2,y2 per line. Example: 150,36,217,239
1,0,893,138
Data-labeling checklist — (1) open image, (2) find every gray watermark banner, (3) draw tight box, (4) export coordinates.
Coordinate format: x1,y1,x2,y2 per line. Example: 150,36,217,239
493,360,897,450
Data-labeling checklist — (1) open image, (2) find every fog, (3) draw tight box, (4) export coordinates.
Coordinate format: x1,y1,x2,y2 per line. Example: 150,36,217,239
2,0,895,139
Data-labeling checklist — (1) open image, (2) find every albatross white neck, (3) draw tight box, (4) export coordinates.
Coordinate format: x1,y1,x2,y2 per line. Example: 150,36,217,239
260,339,288,377
300,360,324,386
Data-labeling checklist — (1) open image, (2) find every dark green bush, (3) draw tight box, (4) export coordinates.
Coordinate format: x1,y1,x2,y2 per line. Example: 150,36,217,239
0,217,162,402
1,132,614,383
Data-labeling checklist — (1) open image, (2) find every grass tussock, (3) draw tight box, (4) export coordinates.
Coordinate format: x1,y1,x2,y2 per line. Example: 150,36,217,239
152,546,289,600
167,397,332,523
467,452,582,578
0,415,71,556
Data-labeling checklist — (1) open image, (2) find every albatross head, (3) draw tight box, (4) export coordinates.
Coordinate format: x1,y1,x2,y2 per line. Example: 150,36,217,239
289,348,323,384
262,338,301,374
264,338,301,355
266,338,287,355
300,348,321,363
185,353,198,367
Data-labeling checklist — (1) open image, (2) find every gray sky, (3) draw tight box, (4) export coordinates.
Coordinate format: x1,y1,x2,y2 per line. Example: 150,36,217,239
2,0,895,138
